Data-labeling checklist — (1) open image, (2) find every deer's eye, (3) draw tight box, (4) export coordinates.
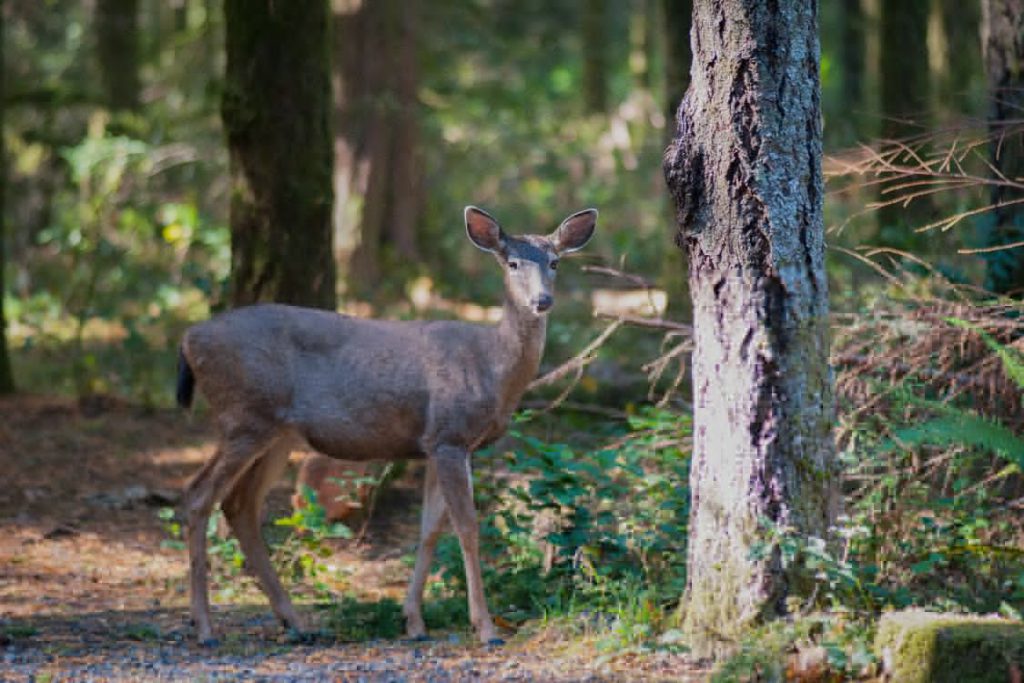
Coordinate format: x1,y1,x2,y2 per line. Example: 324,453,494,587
550,259,559,271
508,260,520,270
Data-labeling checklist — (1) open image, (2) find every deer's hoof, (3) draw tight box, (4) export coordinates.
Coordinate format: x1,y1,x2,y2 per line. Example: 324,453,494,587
198,637,220,649
284,627,316,644
485,637,505,647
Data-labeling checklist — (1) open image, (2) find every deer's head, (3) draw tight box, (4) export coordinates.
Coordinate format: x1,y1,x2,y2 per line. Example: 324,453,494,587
465,206,597,316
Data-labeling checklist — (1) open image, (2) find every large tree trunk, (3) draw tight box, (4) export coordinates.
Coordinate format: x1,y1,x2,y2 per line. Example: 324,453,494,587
663,0,838,659
981,0,1024,296
96,0,141,111
222,0,336,309
0,0,14,395
333,0,420,294
878,0,931,239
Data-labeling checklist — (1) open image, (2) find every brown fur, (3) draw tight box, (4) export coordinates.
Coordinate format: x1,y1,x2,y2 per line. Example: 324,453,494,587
177,207,596,645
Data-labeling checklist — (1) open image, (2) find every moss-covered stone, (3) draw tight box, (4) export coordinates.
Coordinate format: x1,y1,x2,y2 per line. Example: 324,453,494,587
875,610,1024,683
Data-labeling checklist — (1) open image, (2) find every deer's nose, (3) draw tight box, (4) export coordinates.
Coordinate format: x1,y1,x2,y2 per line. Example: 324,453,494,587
535,294,553,312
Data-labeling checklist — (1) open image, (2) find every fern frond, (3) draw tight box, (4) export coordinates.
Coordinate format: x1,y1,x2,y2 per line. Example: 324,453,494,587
889,412,1024,469
946,316,1024,391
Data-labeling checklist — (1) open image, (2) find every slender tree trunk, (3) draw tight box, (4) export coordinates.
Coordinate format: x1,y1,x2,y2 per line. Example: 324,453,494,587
663,0,692,125
840,0,865,139
663,0,838,659
940,0,981,106
0,0,14,395
333,0,421,294
222,0,336,309
582,0,609,113
878,0,931,238
982,0,1024,295
96,0,141,111
661,0,693,319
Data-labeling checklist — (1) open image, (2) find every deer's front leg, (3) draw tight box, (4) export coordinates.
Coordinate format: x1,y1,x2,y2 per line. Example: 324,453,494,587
432,445,501,645
403,459,447,639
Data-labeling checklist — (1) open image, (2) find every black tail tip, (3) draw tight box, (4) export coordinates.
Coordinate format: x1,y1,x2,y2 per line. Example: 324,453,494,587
176,347,195,409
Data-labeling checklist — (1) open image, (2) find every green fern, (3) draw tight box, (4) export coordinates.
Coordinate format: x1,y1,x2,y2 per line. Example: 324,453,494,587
882,387,1024,469
891,412,1024,469
946,317,1024,391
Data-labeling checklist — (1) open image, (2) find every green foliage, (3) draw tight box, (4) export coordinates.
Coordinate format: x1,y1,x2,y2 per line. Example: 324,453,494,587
432,406,691,647
321,597,406,642
946,317,1024,391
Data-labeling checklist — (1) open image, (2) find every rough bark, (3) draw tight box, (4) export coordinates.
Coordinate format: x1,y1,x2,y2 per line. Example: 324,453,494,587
222,0,336,309
663,0,838,658
981,0,1024,295
96,0,141,111
0,0,14,395
582,0,609,113
878,0,931,237
333,0,421,293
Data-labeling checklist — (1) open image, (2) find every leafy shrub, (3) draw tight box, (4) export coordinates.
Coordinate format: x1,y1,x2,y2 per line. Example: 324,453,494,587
433,406,692,645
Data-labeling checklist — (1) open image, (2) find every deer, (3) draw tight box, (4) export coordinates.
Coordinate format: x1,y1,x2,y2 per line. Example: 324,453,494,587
175,206,597,646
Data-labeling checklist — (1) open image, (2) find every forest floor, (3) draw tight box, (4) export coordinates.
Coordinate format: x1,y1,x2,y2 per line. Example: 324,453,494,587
0,395,708,682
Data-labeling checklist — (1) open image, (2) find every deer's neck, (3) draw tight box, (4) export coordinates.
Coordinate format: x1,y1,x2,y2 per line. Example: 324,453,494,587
493,295,547,409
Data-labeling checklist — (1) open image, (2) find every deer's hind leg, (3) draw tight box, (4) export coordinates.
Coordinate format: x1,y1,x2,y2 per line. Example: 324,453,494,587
182,421,277,645
221,440,302,634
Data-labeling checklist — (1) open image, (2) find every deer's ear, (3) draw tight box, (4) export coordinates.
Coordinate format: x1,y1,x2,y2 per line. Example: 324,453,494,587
550,209,598,254
465,206,506,254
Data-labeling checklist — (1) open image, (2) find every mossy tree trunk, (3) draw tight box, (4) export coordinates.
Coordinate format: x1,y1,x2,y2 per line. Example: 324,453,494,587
981,0,1024,296
96,0,141,111
878,0,931,241
332,0,421,295
663,0,838,659
222,0,336,309
0,0,14,395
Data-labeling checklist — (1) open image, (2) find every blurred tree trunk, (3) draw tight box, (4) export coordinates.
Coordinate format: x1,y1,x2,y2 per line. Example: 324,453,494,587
940,0,981,106
661,0,693,319
582,0,609,113
663,0,838,659
96,0,141,111
333,0,420,294
981,0,1024,295
878,0,931,239
0,0,14,395
222,0,336,309
840,0,865,138
662,0,692,124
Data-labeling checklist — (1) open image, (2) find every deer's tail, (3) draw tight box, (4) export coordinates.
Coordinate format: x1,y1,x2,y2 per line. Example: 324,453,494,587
176,346,195,410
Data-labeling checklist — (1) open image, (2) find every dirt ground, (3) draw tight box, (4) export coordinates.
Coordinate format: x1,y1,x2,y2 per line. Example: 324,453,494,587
0,395,707,681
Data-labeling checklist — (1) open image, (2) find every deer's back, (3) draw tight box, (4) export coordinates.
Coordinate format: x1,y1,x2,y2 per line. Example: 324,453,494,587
183,304,501,459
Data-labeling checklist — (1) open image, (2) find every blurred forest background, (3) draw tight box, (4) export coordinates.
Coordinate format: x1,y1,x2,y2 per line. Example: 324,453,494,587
2,0,1024,678
2,0,1014,401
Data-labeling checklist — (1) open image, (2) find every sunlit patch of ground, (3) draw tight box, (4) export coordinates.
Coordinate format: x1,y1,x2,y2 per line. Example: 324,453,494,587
0,396,708,680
